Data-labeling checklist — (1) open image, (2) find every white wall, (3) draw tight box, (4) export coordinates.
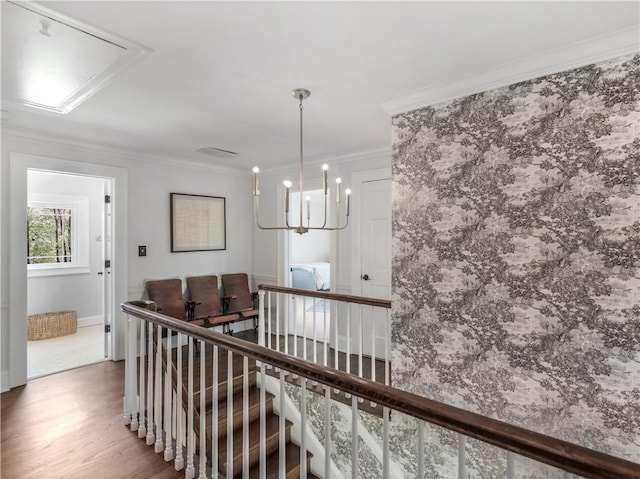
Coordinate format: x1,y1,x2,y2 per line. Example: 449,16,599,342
1,131,254,390
27,171,105,319
252,151,390,294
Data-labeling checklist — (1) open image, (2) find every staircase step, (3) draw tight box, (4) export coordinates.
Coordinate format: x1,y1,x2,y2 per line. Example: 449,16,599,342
246,442,313,479
218,413,291,475
193,369,257,407
205,387,274,437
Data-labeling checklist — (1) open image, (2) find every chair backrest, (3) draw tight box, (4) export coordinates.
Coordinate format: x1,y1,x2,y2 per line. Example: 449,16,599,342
221,273,253,313
186,275,223,319
145,278,185,320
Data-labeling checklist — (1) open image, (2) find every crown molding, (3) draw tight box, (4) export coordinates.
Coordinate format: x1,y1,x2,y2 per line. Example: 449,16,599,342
259,147,391,176
381,26,640,116
1,127,247,176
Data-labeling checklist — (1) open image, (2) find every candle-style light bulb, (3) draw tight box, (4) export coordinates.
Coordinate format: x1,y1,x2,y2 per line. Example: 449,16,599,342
252,166,260,195
345,188,351,216
283,180,292,213
306,195,311,221
322,164,329,195
335,177,342,203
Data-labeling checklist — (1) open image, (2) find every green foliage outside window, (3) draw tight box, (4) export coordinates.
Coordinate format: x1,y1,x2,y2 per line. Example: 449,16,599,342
27,207,72,264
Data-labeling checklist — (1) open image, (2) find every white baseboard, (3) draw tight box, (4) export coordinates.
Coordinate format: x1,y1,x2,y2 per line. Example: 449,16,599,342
78,315,103,328
1,370,10,392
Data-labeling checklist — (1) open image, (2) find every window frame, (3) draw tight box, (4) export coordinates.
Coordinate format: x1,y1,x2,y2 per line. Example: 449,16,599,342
27,193,90,277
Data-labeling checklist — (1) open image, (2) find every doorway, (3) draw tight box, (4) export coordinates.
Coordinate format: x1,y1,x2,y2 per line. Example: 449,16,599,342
8,153,127,389
26,170,111,379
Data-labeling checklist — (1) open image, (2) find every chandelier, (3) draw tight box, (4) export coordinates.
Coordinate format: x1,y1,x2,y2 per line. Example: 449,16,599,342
252,89,350,235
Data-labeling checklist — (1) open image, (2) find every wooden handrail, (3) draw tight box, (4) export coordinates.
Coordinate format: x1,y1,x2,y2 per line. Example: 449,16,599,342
258,284,391,309
121,301,640,479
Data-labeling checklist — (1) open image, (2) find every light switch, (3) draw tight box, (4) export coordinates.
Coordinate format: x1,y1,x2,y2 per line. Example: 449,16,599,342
138,245,147,257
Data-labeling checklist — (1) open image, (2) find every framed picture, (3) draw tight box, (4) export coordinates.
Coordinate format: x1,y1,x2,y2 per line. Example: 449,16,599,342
170,193,226,252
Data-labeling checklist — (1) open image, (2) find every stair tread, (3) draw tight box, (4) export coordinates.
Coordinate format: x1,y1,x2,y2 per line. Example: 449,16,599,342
218,413,292,473
245,442,313,479
204,387,274,436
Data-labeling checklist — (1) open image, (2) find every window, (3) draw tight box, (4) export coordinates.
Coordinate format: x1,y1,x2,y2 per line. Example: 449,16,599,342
27,206,73,264
27,194,90,277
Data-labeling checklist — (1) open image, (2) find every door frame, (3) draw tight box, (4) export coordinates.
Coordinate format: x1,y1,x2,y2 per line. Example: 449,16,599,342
350,167,391,297
9,153,127,388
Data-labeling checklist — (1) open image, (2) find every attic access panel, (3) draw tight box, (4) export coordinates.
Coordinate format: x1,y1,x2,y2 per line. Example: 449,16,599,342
1,1,147,114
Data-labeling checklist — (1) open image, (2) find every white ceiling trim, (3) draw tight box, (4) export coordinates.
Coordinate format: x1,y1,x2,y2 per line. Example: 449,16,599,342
1,127,248,177
381,25,639,116
258,147,392,176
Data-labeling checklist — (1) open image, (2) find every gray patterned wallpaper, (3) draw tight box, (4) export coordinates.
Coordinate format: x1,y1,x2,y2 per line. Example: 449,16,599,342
391,53,640,476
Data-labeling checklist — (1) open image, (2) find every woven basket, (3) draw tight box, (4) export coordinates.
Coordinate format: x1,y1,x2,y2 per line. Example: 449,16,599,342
27,311,78,341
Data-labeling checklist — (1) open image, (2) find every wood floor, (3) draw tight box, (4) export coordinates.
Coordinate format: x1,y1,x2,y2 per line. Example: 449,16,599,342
1,361,183,479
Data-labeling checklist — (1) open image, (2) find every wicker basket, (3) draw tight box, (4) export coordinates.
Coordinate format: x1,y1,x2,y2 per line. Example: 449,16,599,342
27,311,78,341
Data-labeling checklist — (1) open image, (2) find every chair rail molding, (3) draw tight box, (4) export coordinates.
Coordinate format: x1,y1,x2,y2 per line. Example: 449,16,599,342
381,25,640,115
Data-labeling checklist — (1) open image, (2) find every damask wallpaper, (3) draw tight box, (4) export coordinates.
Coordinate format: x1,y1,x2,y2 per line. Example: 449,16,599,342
391,53,639,476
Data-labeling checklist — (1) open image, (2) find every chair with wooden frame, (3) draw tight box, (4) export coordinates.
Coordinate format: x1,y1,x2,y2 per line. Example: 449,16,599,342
221,273,259,333
186,275,240,334
144,278,207,327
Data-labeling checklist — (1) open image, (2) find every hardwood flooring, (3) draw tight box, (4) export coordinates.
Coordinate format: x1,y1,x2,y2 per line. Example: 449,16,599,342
1,361,183,479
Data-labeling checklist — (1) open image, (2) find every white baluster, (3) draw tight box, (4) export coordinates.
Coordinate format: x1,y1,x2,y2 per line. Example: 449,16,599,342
164,330,174,461
346,304,351,375
138,319,147,439
371,305,376,383
129,317,139,431
279,370,286,479
283,294,289,355
275,293,280,353
507,451,515,479
260,359,266,479
358,306,363,378
300,378,307,478
334,301,339,371
186,337,195,479
351,394,358,479
383,407,390,479
323,301,328,367
243,356,249,479
324,386,331,479
458,435,466,479
385,308,391,386
303,296,308,360
155,325,164,453
125,314,135,427
258,290,266,348
198,341,207,479
267,291,272,350
293,295,298,358
417,421,425,478
312,300,318,363
212,345,219,477
175,333,184,471
146,321,155,446
227,350,233,479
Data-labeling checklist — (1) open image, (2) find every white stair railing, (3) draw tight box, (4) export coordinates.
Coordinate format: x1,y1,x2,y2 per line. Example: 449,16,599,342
122,298,640,479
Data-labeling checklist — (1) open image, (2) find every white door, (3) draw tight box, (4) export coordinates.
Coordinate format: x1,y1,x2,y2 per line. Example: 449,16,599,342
358,177,391,360
360,179,392,300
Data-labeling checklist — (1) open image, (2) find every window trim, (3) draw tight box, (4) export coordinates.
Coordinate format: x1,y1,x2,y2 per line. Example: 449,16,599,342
27,193,90,277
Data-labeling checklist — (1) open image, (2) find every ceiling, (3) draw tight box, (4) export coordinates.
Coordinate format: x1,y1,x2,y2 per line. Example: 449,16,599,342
2,1,639,172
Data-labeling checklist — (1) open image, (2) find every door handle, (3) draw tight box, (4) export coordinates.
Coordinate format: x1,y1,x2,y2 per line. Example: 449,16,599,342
98,272,103,276
361,274,370,281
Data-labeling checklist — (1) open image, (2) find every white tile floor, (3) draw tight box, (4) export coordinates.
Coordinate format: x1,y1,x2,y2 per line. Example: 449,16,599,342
27,324,106,379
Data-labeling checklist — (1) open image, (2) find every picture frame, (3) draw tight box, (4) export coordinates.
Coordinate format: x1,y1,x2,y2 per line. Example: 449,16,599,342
170,193,226,252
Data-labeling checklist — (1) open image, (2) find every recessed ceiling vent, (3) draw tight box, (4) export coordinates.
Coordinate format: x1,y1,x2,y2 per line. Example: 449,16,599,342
1,1,148,114
196,147,239,159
